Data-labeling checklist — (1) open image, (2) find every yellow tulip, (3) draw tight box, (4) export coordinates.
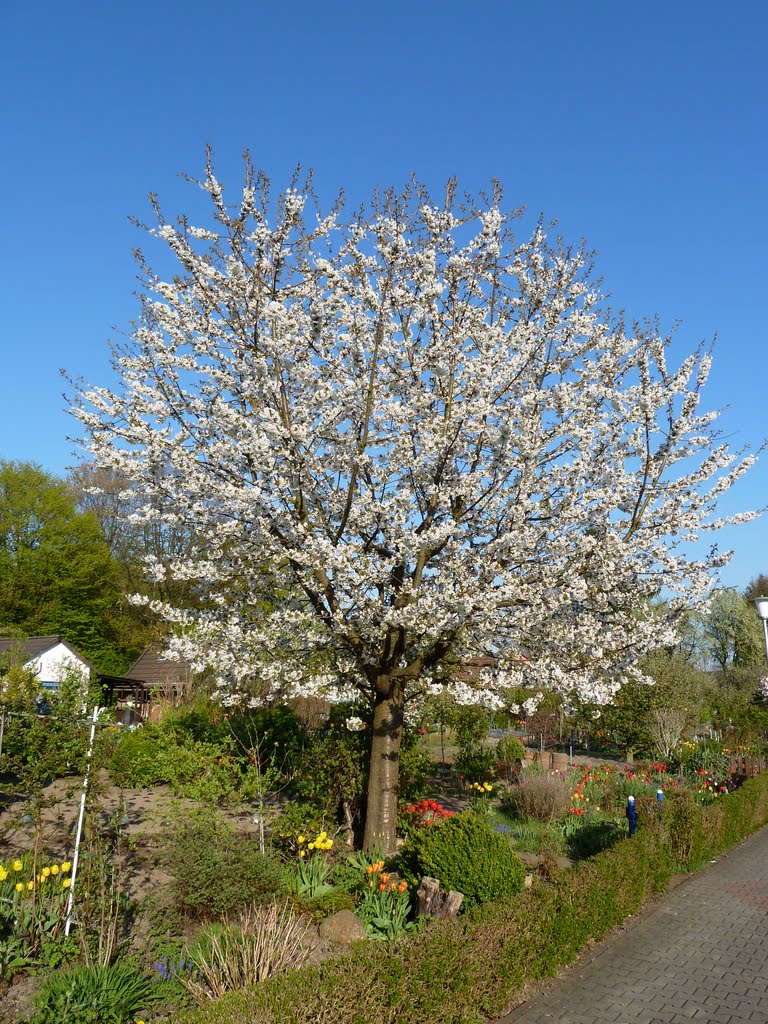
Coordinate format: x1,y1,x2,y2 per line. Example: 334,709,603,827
308,842,315,851
26,881,34,891
61,862,72,873
299,850,306,858
50,865,59,875
42,867,51,878
12,860,23,873
297,835,306,844
62,877,72,888
14,882,23,893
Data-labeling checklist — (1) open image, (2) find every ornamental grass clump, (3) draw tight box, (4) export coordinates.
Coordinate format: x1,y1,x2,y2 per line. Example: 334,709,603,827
32,963,154,1024
181,901,313,1003
501,770,572,822
401,812,526,909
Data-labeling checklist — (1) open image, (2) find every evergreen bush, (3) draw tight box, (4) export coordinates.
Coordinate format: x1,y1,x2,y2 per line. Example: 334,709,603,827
400,811,525,908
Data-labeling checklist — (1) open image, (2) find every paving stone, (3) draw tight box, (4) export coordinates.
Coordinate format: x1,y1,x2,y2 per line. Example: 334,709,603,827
498,824,768,1024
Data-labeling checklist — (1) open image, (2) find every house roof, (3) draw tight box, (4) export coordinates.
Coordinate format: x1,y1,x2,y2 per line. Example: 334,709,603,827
124,644,194,688
0,636,96,673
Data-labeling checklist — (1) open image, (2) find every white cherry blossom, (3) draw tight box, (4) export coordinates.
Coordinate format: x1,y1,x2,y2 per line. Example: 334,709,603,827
68,155,760,850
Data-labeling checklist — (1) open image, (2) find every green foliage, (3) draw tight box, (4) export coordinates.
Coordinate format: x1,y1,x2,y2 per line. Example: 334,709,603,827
0,460,129,674
663,790,703,866
174,772,768,1024
400,812,526,909
454,744,497,782
1,670,103,786
286,889,356,923
357,874,414,941
109,727,240,804
397,744,435,800
160,810,286,920
228,705,307,762
681,741,730,781
270,802,330,856
700,589,764,672
450,706,490,748
32,963,154,1024
290,728,365,820
562,815,623,858
496,735,525,765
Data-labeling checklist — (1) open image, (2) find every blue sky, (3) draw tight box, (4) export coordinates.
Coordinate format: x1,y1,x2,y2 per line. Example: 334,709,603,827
2,0,766,591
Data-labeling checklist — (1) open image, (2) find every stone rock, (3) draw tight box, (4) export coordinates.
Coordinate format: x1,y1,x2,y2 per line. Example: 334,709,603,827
318,909,368,945
523,873,534,888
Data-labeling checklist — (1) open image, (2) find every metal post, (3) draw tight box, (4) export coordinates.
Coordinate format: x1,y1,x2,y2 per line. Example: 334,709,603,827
762,617,768,666
64,706,100,937
0,710,5,760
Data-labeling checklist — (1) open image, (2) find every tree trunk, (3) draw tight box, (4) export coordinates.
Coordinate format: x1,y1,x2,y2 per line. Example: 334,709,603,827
362,681,404,853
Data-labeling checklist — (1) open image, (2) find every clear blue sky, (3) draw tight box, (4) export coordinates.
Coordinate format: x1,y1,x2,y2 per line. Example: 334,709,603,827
2,0,766,591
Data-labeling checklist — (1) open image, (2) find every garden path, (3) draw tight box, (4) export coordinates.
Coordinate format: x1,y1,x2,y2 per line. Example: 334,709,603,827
497,824,768,1024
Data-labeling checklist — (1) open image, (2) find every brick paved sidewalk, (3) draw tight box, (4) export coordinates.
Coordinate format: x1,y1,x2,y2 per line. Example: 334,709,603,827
498,825,768,1024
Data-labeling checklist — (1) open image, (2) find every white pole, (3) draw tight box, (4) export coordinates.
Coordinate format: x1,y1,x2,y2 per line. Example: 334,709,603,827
64,706,100,937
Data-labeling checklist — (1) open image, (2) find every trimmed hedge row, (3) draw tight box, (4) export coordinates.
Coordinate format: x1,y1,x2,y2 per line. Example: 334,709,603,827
179,773,768,1024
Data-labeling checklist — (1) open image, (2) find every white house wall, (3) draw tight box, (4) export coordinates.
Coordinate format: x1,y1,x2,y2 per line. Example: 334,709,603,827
28,644,90,688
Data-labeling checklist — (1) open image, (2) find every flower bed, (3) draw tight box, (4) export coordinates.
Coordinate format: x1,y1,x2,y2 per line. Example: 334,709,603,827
175,770,768,1024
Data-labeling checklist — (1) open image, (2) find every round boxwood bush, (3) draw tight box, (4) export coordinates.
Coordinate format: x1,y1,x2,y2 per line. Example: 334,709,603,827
400,811,526,908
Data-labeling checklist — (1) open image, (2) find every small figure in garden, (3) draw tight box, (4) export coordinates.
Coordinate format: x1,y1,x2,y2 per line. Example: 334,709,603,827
626,795,637,836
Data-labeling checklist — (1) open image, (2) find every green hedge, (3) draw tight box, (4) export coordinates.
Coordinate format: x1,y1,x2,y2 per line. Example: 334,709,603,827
178,772,768,1024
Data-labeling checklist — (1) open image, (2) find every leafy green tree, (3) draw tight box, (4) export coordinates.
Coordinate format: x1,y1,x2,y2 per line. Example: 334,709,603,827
0,461,127,672
699,590,762,674
744,574,768,603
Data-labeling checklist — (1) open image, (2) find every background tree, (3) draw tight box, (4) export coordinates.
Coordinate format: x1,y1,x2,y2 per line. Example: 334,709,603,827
68,461,202,654
0,460,129,673
744,574,768,603
698,590,763,675
69,156,758,850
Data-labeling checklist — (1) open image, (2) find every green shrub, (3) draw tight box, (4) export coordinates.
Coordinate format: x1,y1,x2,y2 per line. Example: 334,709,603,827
161,811,286,919
400,812,526,909
454,744,497,782
398,745,435,800
32,963,154,1024
496,736,525,765
109,730,240,803
496,735,525,781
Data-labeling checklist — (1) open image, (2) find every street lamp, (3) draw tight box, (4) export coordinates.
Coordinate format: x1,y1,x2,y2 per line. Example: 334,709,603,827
753,596,768,666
